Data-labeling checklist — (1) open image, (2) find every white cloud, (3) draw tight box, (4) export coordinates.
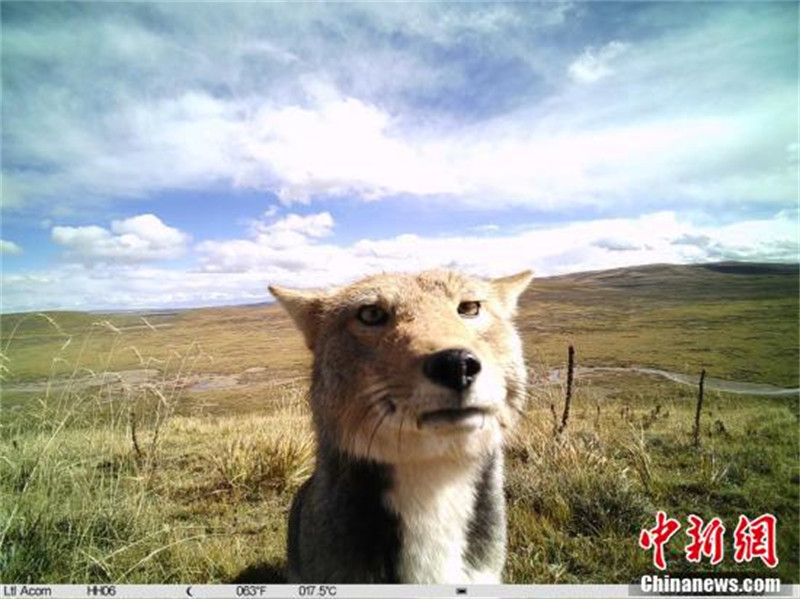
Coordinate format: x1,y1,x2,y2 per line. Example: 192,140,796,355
3,210,795,312
197,212,340,272
251,212,335,249
345,3,563,46
110,214,188,245
229,91,795,211
1,264,276,313
236,96,452,203
568,41,630,84
0,239,23,255
199,209,798,289
51,214,189,264
3,4,796,217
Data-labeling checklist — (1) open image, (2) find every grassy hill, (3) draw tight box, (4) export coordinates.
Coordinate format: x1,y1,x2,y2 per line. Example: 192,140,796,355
1,261,798,584
520,261,799,387
2,261,797,387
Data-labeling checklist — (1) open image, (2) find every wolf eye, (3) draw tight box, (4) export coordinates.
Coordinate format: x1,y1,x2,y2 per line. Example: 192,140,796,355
458,301,481,317
357,304,389,326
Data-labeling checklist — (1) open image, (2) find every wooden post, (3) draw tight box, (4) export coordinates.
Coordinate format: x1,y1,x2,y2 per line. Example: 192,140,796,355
558,345,575,434
130,409,143,463
693,369,706,448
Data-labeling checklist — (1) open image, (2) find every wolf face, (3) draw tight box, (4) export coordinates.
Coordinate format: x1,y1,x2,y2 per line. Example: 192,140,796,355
270,269,532,465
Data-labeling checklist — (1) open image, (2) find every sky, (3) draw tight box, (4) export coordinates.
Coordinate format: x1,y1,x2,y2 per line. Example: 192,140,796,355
1,1,798,313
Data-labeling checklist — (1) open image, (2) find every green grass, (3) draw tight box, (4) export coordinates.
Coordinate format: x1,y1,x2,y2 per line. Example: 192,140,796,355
1,262,798,583
519,263,799,387
0,305,310,383
504,379,799,582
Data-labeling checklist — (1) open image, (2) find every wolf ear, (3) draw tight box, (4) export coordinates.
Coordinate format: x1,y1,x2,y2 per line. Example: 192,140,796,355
491,270,534,313
269,285,325,350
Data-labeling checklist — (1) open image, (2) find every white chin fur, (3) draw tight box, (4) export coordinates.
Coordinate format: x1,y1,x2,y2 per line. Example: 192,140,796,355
344,412,504,464
344,376,507,464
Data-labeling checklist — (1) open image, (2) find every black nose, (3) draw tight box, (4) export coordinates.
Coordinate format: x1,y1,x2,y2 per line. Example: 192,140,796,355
423,349,482,392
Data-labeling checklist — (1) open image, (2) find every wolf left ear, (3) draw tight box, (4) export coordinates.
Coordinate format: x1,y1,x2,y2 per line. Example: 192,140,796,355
268,285,326,350
490,270,534,313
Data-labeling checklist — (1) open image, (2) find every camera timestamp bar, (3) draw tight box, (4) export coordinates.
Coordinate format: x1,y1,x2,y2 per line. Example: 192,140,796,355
1,584,798,599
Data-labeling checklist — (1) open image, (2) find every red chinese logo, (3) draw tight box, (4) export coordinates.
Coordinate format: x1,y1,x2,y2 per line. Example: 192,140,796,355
733,514,779,568
639,510,682,570
639,512,779,570
685,515,726,565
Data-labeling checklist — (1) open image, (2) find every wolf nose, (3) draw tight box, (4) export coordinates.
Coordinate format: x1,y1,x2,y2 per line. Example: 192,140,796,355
423,349,482,392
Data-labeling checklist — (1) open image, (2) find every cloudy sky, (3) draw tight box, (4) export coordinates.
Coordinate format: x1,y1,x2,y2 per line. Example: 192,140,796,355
1,1,798,312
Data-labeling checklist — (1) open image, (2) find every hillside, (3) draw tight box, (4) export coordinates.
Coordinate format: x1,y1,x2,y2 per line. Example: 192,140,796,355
1,261,797,389
541,261,797,302
518,261,799,387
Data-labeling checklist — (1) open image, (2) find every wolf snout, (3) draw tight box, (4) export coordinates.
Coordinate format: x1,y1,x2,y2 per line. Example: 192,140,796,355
423,348,482,392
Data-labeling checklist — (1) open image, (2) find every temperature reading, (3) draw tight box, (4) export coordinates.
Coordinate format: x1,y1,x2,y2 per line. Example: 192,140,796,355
298,586,337,597
236,585,267,597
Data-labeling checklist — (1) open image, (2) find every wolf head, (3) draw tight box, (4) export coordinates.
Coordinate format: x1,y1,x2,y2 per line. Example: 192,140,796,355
270,269,532,464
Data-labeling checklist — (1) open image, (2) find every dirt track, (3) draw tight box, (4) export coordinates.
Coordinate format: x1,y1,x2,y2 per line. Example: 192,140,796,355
2,366,797,397
547,366,799,396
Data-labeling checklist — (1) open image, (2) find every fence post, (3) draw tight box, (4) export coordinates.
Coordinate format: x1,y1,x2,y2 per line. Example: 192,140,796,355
693,369,706,448
558,345,575,435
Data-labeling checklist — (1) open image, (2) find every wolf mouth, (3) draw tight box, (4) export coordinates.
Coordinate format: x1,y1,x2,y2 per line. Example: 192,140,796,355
417,406,494,429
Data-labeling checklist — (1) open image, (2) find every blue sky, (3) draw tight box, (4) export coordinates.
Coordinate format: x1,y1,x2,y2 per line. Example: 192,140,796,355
1,1,798,312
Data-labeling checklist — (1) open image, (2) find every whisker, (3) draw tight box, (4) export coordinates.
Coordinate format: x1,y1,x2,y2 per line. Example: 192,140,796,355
365,392,392,407
357,380,391,400
341,392,392,457
396,409,406,458
344,405,371,455
366,404,393,461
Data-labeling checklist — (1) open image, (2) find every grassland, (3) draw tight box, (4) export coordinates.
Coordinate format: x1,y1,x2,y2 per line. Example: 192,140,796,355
1,261,798,584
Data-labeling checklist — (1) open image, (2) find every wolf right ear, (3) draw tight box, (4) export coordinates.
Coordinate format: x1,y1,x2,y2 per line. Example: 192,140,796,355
490,270,534,314
269,285,325,350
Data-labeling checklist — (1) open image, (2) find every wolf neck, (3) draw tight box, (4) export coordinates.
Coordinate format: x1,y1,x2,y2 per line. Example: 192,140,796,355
317,444,502,583
386,456,488,583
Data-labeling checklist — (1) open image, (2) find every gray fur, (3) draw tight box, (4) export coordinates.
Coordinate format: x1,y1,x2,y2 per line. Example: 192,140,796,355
287,446,508,583
287,446,401,583
464,450,507,575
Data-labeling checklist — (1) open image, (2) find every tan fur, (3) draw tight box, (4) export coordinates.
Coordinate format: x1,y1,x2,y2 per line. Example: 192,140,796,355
270,269,532,465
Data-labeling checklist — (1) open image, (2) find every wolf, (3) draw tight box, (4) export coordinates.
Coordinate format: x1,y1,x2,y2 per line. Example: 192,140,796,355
269,269,532,583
